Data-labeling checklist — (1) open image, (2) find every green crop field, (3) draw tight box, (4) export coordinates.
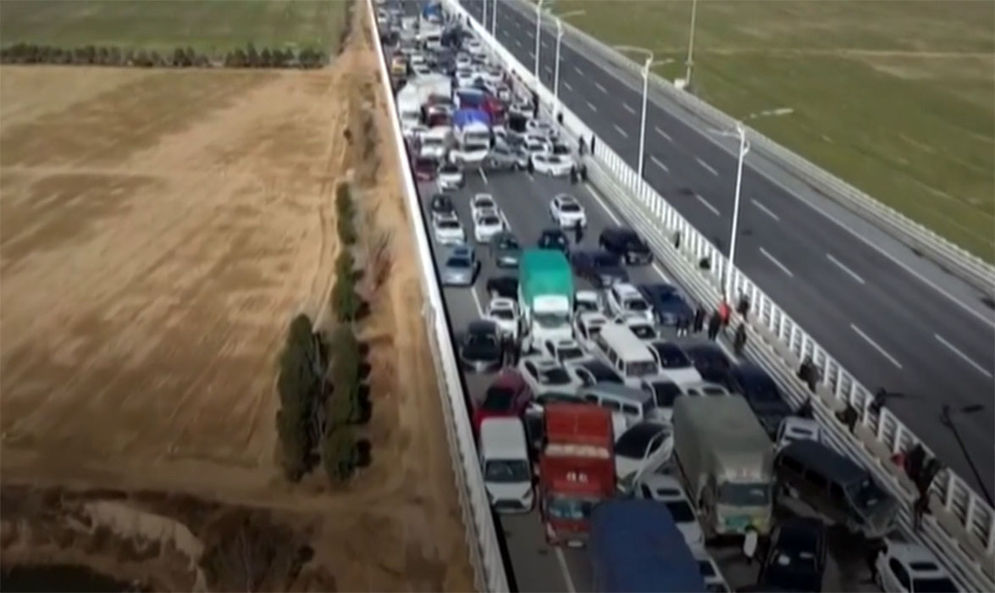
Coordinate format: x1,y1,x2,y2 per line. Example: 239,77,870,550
0,0,348,54
551,0,995,262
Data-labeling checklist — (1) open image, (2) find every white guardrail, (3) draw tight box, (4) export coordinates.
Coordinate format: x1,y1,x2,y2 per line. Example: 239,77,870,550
517,1,995,296
448,1,995,591
366,2,510,591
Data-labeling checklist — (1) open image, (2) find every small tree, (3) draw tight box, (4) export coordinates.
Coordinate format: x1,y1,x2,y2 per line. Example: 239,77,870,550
108,46,122,65
332,275,359,322
259,47,272,68
246,43,260,68
322,426,357,483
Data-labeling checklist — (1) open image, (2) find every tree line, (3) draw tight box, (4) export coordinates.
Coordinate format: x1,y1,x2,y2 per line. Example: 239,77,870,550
0,42,327,69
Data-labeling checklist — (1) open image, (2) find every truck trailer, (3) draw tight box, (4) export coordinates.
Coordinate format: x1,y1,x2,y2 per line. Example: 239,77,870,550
518,249,574,352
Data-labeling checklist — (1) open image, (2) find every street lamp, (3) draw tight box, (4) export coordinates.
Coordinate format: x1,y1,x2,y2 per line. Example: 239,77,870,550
552,10,586,104
711,122,749,301
491,0,497,34
612,45,659,180
534,0,544,81
684,0,699,87
940,404,992,505
482,0,488,29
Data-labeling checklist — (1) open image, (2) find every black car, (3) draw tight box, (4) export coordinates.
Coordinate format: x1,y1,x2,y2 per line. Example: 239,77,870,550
638,283,693,327
730,364,793,437
647,341,696,372
759,518,827,593
458,320,503,373
599,226,652,265
486,275,518,299
490,231,522,268
430,193,456,219
568,360,623,387
537,228,569,253
570,250,629,288
682,342,734,387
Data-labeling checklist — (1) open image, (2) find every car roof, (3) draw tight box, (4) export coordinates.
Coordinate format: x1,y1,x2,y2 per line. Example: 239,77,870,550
640,472,685,495
580,381,652,403
885,542,947,574
479,417,529,458
612,282,643,296
779,439,868,485
468,319,497,333
732,363,773,382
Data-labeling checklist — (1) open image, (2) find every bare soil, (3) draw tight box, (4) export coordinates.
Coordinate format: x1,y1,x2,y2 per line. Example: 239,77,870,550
0,5,474,591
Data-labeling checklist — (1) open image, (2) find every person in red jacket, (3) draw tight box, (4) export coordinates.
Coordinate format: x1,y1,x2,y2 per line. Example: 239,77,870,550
718,300,731,327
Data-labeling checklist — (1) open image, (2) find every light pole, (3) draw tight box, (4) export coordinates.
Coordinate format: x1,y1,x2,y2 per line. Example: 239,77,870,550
482,0,488,28
552,10,586,104
710,122,749,301
612,46,663,180
491,0,497,34
534,0,544,81
684,0,699,87
940,404,992,505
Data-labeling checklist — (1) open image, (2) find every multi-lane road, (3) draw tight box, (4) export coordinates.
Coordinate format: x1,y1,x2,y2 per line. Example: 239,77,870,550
461,0,995,494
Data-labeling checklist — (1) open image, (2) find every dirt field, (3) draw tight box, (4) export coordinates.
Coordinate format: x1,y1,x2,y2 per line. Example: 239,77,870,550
0,6,474,590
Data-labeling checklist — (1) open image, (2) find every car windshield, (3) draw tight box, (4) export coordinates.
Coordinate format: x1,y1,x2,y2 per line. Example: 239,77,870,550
484,459,530,483
589,367,621,383
554,145,570,155
490,308,514,320
846,476,890,513
546,496,598,520
650,382,683,407
447,258,471,268
439,220,460,229
718,482,771,506
440,164,458,172
653,344,692,368
615,423,668,458
534,312,570,328
911,578,958,593
665,500,696,523
498,236,519,249
481,216,500,226
425,138,444,147
625,298,649,311
630,324,656,339
626,360,659,378
482,386,514,410
538,367,571,385
697,560,717,578
560,203,581,213
556,346,585,362
476,200,495,209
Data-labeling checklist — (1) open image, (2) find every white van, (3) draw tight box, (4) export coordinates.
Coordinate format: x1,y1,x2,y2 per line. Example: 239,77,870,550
577,382,655,432
593,324,660,387
479,418,534,513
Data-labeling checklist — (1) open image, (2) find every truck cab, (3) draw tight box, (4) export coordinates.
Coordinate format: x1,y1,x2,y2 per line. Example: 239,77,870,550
479,417,534,513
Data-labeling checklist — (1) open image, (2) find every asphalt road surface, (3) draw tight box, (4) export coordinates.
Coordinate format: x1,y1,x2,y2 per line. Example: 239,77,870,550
460,0,995,495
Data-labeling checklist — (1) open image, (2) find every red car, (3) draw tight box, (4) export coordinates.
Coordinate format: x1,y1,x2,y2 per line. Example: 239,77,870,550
413,156,439,181
473,369,534,434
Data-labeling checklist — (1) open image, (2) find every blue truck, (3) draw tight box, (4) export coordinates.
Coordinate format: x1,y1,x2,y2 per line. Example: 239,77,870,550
589,499,707,593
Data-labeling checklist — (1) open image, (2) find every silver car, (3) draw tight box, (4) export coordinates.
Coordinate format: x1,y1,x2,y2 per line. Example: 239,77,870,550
486,145,520,171
441,244,478,286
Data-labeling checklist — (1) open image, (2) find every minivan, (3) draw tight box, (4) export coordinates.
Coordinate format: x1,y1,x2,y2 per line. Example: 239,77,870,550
479,417,534,513
577,382,655,431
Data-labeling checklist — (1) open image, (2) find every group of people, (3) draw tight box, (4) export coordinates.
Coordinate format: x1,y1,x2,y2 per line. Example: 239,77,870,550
673,296,751,356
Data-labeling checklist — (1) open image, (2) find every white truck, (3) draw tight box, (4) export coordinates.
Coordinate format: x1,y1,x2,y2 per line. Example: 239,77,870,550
519,249,574,352
450,108,491,166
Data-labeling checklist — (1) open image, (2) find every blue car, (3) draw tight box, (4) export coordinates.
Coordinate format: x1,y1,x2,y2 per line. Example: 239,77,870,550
638,283,693,327
570,250,629,288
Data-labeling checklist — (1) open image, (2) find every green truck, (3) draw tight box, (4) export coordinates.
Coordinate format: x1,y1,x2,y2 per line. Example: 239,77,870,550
518,249,574,352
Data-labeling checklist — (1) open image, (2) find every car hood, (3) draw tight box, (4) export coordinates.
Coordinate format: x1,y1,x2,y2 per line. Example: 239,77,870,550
462,342,501,361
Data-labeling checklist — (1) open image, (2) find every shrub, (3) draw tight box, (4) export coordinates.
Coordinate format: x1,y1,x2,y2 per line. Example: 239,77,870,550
259,47,272,68
332,275,359,322
246,43,259,68
322,426,357,483
335,250,354,279
337,215,357,245
271,48,288,68
172,47,188,67
275,314,327,480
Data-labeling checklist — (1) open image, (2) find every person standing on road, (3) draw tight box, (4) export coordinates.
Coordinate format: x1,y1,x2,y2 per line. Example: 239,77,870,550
579,162,588,183
692,306,706,334
718,300,731,328
569,165,578,185
675,316,687,337
733,322,748,356
590,136,596,153
526,157,534,175
707,311,721,341
573,220,584,245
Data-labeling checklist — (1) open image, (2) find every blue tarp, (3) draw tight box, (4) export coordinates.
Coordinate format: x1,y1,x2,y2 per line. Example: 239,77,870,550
422,2,442,18
589,499,707,593
453,108,490,128
456,88,487,107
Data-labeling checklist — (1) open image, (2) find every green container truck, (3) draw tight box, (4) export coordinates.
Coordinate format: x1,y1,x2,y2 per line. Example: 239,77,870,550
518,249,574,352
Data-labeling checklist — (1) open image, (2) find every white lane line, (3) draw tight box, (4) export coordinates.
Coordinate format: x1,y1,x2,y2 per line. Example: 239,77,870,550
650,155,669,173
595,82,607,94
751,198,780,222
527,172,536,182
694,193,720,216
586,100,598,113
479,168,488,185
563,81,574,92
826,253,865,285
514,38,522,48
623,103,637,115
696,157,718,176
555,548,578,593
541,40,549,49
759,247,794,278
527,50,534,58
652,263,672,282
613,124,629,138
935,333,993,378
851,323,903,369
544,65,553,75
584,184,622,225
655,126,672,141
573,65,583,76
470,284,485,316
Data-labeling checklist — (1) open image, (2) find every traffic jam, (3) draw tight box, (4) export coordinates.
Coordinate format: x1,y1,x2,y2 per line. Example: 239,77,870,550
376,2,960,592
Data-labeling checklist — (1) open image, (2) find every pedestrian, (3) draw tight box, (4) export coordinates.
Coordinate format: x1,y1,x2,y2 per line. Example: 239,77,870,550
733,322,747,356
707,312,721,341
527,157,534,175
906,444,926,484
573,220,584,244
870,387,888,415
511,336,522,365
579,162,588,182
718,300,731,328
569,165,578,185
556,111,563,126
578,138,586,156
693,306,706,333
673,230,681,250
736,293,751,319
675,316,688,337
798,397,814,419
501,333,513,367
837,404,859,433
913,491,930,531
798,356,818,392
743,530,758,566
590,135,596,153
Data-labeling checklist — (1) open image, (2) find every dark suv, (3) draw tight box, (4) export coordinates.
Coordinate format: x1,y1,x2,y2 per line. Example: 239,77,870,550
599,227,652,265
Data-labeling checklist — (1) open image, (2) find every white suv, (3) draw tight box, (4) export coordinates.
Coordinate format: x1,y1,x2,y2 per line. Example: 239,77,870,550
606,283,654,323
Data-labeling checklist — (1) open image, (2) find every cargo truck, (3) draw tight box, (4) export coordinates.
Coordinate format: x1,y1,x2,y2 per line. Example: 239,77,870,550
519,249,574,352
539,403,615,547
590,499,707,593
672,396,774,539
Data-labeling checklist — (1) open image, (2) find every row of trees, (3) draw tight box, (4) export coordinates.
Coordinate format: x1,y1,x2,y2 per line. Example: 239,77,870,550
0,42,326,69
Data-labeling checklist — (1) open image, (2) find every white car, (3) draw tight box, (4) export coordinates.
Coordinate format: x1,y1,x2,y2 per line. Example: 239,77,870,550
692,550,731,593
524,138,552,159
474,209,505,243
517,354,583,398
614,313,658,341
525,118,558,140
437,162,464,190
471,193,498,219
541,338,591,366
606,283,655,323
450,141,490,165
420,131,450,160
532,153,574,177
549,194,587,228
432,216,465,245
455,54,472,69
485,297,520,340
465,39,485,55
573,311,609,351
614,421,674,491
775,416,822,451
874,539,957,593
455,68,477,88
636,473,704,548
647,340,704,387
575,289,603,314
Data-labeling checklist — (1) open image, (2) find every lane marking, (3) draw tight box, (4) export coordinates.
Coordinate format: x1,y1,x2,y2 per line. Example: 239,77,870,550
527,50,534,58
751,198,780,222
650,155,669,173
826,253,865,285
623,103,637,115
694,193,720,216
613,124,629,138
696,157,718,176
527,172,536,182
544,65,553,75
652,263,672,282
563,81,574,92
470,283,485,316
584,184,622,225
851,323,903,369
935,333,993,379
514,39,522,48
555,548,578,593
586,100,598,113
655,126,672,141
595,82,607,94
479,168,489,185
541,40,549,49
759,246,794,278
573,65,583,76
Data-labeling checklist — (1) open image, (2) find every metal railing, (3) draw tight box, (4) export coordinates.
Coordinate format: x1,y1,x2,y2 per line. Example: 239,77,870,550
367,3,510,591
449,1,995,589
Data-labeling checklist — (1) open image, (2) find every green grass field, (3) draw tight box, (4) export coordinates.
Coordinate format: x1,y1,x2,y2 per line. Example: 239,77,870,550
0,0,348,54
551,0,995,262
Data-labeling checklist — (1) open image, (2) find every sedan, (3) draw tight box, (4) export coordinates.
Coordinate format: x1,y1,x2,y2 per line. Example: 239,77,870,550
637,473,704,548
471,193,497,220
638,283,693,327
490,231,521,268
487,145,520,170
647,341,703,387
429,193,456,221
639,378,683,421
486,275,518,299
459,320,503,373
542,338,590,365
759,518,827,593
571,250,628,288
537,228,569,253
485,297,520,340
874,540,957,593
517,354,583,398
682,342,734,388
567,359,623,387
614,421,673,491
413,156,439,181
441,244,478,286
472,369,533,433
730,364,793,437
437,162,464,190
532,153,574,177
525,118,558,140
599,226,653,265
473,210,505,243
432,216,466,245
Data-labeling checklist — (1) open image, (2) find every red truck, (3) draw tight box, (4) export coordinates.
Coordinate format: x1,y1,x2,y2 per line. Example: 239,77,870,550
538,403,615,547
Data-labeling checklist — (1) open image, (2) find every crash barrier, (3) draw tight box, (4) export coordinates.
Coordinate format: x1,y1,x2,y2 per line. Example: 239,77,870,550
447,1,995,590
367,3,510,592
504,0,995,296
